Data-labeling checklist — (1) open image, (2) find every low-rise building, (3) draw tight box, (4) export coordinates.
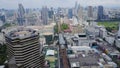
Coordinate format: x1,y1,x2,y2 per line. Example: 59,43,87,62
43,46,59,68
26,23,55,44
86,26,100,38
99,27,107,38
67,43,118,68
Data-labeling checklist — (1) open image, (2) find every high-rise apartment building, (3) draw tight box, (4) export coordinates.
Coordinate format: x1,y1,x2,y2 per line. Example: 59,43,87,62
97,6,104,20
5,27,44,68
48,7,54,19
77,4,83,20
74,1,78,16
17,4,25,26
88,6,93,18
41,6,48,25
68,8,73,19
0,14,5,23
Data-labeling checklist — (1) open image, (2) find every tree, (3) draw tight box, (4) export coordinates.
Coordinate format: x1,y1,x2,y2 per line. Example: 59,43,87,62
54,24,58,33
0,44,7,65
54,23,69,33
61,23,69,31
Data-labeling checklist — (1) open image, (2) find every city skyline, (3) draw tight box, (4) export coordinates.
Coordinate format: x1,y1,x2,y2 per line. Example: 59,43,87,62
1,0,120,68
0,0,120,9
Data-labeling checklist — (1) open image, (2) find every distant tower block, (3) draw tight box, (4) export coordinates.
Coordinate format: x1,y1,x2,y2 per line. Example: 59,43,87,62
17,4,25,26
41,6,48,25
88,6,93,18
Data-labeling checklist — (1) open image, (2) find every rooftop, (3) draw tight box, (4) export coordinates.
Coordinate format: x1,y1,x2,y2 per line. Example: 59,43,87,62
5,27,38,39
98,41,120,55
44,46,58,68
68,46,102,67
69,51,100,66
71,62,80,68
46,50,55,56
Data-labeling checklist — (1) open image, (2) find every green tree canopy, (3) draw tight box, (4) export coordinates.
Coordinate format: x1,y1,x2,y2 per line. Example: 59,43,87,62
54,23,69,33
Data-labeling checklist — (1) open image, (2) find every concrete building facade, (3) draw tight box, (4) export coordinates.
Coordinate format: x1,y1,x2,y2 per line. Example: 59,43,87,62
5,27,44,68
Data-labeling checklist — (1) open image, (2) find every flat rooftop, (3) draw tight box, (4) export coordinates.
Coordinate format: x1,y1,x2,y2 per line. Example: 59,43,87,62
46,50,55,56
68,49,101,67
98,42,120,55
5,27,38,39
43,46,58,68
69,54,100,66
26,25,54,35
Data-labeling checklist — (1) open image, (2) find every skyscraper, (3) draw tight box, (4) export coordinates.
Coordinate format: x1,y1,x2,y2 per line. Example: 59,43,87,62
17,4,25,26
0,12,6,23
74,1,78,16
77,4,83,20
41,6,48,25
93,7,98,20
88,6,93,18
0,15,5,23
97,6,104,21
5,27,44,68
68,8,73,19
48,7,54,19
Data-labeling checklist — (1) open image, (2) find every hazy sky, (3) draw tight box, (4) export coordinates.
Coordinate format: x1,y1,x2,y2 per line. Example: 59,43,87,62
0,0,120,9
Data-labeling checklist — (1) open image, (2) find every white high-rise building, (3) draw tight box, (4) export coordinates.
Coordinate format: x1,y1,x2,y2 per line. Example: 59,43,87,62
77,4,83,25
